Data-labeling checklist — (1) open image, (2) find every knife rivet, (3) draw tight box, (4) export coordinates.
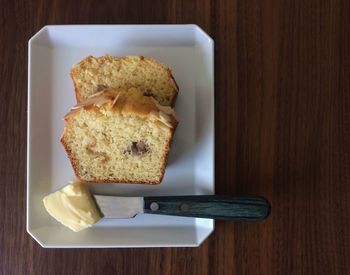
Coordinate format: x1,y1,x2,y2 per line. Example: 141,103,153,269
150,202,159,211
181,204,189,211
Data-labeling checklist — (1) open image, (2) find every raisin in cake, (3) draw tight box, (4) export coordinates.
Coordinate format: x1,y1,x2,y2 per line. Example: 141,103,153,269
70,55,179,106
61,87,178,184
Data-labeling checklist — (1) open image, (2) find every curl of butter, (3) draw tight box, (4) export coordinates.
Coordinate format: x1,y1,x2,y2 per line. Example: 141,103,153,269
43,182,102,232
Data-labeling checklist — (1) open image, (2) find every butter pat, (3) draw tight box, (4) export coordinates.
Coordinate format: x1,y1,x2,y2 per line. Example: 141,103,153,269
43,182,102,232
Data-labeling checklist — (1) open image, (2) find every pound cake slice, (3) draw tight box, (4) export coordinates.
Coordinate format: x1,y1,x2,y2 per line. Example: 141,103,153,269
61,87,178,184
71,55,179,106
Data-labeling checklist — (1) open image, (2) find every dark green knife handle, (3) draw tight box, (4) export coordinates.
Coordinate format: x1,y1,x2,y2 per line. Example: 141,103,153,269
144,195,270,221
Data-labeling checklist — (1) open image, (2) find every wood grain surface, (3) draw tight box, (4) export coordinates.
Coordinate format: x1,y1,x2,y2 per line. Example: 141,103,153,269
1,0,350,274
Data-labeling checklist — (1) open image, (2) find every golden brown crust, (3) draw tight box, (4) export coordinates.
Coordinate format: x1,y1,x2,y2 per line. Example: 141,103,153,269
157,125,176,183
65,87,178,129
169,73,179,107
70,70,82,102
60,135,85,182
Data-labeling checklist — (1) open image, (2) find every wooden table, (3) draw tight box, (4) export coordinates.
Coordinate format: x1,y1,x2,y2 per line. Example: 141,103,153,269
2,0,350,274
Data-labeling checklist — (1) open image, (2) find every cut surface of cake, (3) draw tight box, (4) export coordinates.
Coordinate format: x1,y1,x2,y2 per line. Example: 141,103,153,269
61,87,178,184
71,55,179,106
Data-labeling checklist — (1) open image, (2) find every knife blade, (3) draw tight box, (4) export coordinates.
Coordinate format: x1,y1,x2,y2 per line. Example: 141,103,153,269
93,195,270,221
93,195,144,218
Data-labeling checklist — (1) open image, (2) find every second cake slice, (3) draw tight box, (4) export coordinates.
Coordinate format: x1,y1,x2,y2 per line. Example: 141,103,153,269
71,55,179,106
61,87,178,184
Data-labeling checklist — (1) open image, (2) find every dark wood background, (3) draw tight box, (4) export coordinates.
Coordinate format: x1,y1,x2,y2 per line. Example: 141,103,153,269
1,0,350,274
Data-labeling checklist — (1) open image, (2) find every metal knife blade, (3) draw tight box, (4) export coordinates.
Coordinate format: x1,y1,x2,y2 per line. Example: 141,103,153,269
93,195,144,218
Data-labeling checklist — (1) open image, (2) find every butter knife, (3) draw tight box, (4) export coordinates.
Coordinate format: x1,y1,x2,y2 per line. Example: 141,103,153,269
93,195,270,221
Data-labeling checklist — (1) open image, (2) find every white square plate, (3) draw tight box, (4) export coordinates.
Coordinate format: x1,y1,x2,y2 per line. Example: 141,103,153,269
27,25,214,248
